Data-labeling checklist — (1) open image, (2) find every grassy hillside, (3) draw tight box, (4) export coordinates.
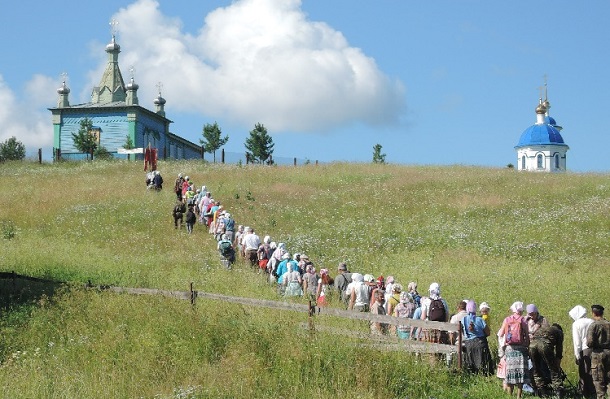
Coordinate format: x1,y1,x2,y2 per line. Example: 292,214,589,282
0,160,609,398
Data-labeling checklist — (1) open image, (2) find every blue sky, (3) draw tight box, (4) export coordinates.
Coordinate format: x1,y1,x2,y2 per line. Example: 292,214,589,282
1,0,609,172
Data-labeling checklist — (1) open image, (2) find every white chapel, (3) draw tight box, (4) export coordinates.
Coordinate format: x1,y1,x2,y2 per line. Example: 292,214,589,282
514,87,569,172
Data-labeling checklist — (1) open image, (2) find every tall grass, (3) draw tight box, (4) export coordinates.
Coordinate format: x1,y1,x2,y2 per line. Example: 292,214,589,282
0,159,609,398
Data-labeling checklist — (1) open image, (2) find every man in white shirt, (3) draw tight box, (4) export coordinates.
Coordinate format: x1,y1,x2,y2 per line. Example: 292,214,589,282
243,227,261,268
570,305,595,397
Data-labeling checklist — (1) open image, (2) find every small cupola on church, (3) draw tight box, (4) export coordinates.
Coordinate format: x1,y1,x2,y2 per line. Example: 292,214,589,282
514,82,569,172
56,75,70,108
125,67,139,106
154,84,167,117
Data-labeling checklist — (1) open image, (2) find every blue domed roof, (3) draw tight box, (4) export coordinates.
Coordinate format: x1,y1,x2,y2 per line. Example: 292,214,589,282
544,116,556,125
515,123,567,148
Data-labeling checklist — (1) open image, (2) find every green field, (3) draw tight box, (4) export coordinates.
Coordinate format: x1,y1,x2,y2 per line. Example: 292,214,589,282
1,160,608,398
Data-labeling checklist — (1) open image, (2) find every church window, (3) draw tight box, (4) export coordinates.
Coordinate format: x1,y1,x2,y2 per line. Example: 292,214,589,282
521,155,526,170
554,154,559,169
537,154,544,169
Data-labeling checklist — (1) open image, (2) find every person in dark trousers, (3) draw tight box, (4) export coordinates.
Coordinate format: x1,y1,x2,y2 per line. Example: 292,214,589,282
587,305,610,399
529,323,564,397
172,200,186,229
185,204,196,234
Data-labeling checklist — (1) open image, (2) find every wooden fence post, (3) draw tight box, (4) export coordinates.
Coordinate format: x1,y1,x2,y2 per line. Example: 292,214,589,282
190,282,195,305
221,148,225,164
293,157,297,166
38,148,42,164
457,321,462,370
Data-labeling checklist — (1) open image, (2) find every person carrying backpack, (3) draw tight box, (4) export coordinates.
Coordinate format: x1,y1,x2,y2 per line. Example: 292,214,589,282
217,234,235,267
420,282,449,343
498,301,531,399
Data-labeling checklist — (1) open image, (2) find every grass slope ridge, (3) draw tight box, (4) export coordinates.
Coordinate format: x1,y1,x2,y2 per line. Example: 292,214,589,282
0,160,608,398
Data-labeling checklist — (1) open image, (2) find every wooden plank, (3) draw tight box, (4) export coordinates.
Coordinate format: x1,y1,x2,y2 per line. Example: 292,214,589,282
300,323,458,354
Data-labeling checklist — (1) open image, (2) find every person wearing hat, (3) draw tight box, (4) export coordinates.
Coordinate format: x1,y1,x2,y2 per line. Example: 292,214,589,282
570,305,595,397
586,305,610,399
526,304,550,341
334,262,352,307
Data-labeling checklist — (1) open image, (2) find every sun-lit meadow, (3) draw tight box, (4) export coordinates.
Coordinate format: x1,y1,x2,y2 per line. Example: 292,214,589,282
0,159,609,398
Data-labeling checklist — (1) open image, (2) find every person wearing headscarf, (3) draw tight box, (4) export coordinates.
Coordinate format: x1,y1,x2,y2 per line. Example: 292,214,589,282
498,301,530,399
526,303,550,340
420,282,449,343
268,242,286,278
479,302,491,322
384,276,395,309
569,305,595,397
462,300,493,375
394,291,416,339
282,262,302,297
348,273,370,312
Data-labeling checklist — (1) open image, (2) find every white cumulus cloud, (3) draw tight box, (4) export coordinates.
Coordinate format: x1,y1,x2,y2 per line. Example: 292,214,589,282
109,0,405,133
0,74,55,155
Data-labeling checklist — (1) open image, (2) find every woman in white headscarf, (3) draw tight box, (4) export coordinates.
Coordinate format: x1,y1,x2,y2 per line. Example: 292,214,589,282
282,262,303,297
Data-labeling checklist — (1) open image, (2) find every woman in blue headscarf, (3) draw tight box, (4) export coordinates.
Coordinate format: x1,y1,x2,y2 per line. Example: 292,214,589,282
462,300,494,375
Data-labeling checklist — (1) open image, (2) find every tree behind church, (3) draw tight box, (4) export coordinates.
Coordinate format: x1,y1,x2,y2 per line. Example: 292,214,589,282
200,122,228,163
244,123,274,164
72,118,97,160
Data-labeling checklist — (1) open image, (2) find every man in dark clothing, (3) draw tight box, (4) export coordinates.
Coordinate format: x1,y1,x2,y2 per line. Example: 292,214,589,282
587,305,610,399
172,201,186,229
174,174,184,200
152,171,163,190
334,262,352,308
529,323,564,397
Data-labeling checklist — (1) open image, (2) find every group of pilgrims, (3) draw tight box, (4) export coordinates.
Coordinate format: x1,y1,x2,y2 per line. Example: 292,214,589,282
163,172,610,399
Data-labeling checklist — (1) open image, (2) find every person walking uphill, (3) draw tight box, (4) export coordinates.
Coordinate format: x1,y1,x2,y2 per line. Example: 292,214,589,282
587,305,610,399
529,323,565,398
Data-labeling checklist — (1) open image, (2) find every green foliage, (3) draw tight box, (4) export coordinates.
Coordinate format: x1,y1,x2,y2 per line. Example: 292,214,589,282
200,122,229,163
71,118,97,160
0,136,26,162
244,123,274,164
0,161,608,398
372,143,386,164
93,146,113,160
123,135,134,150
1,219,16,239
